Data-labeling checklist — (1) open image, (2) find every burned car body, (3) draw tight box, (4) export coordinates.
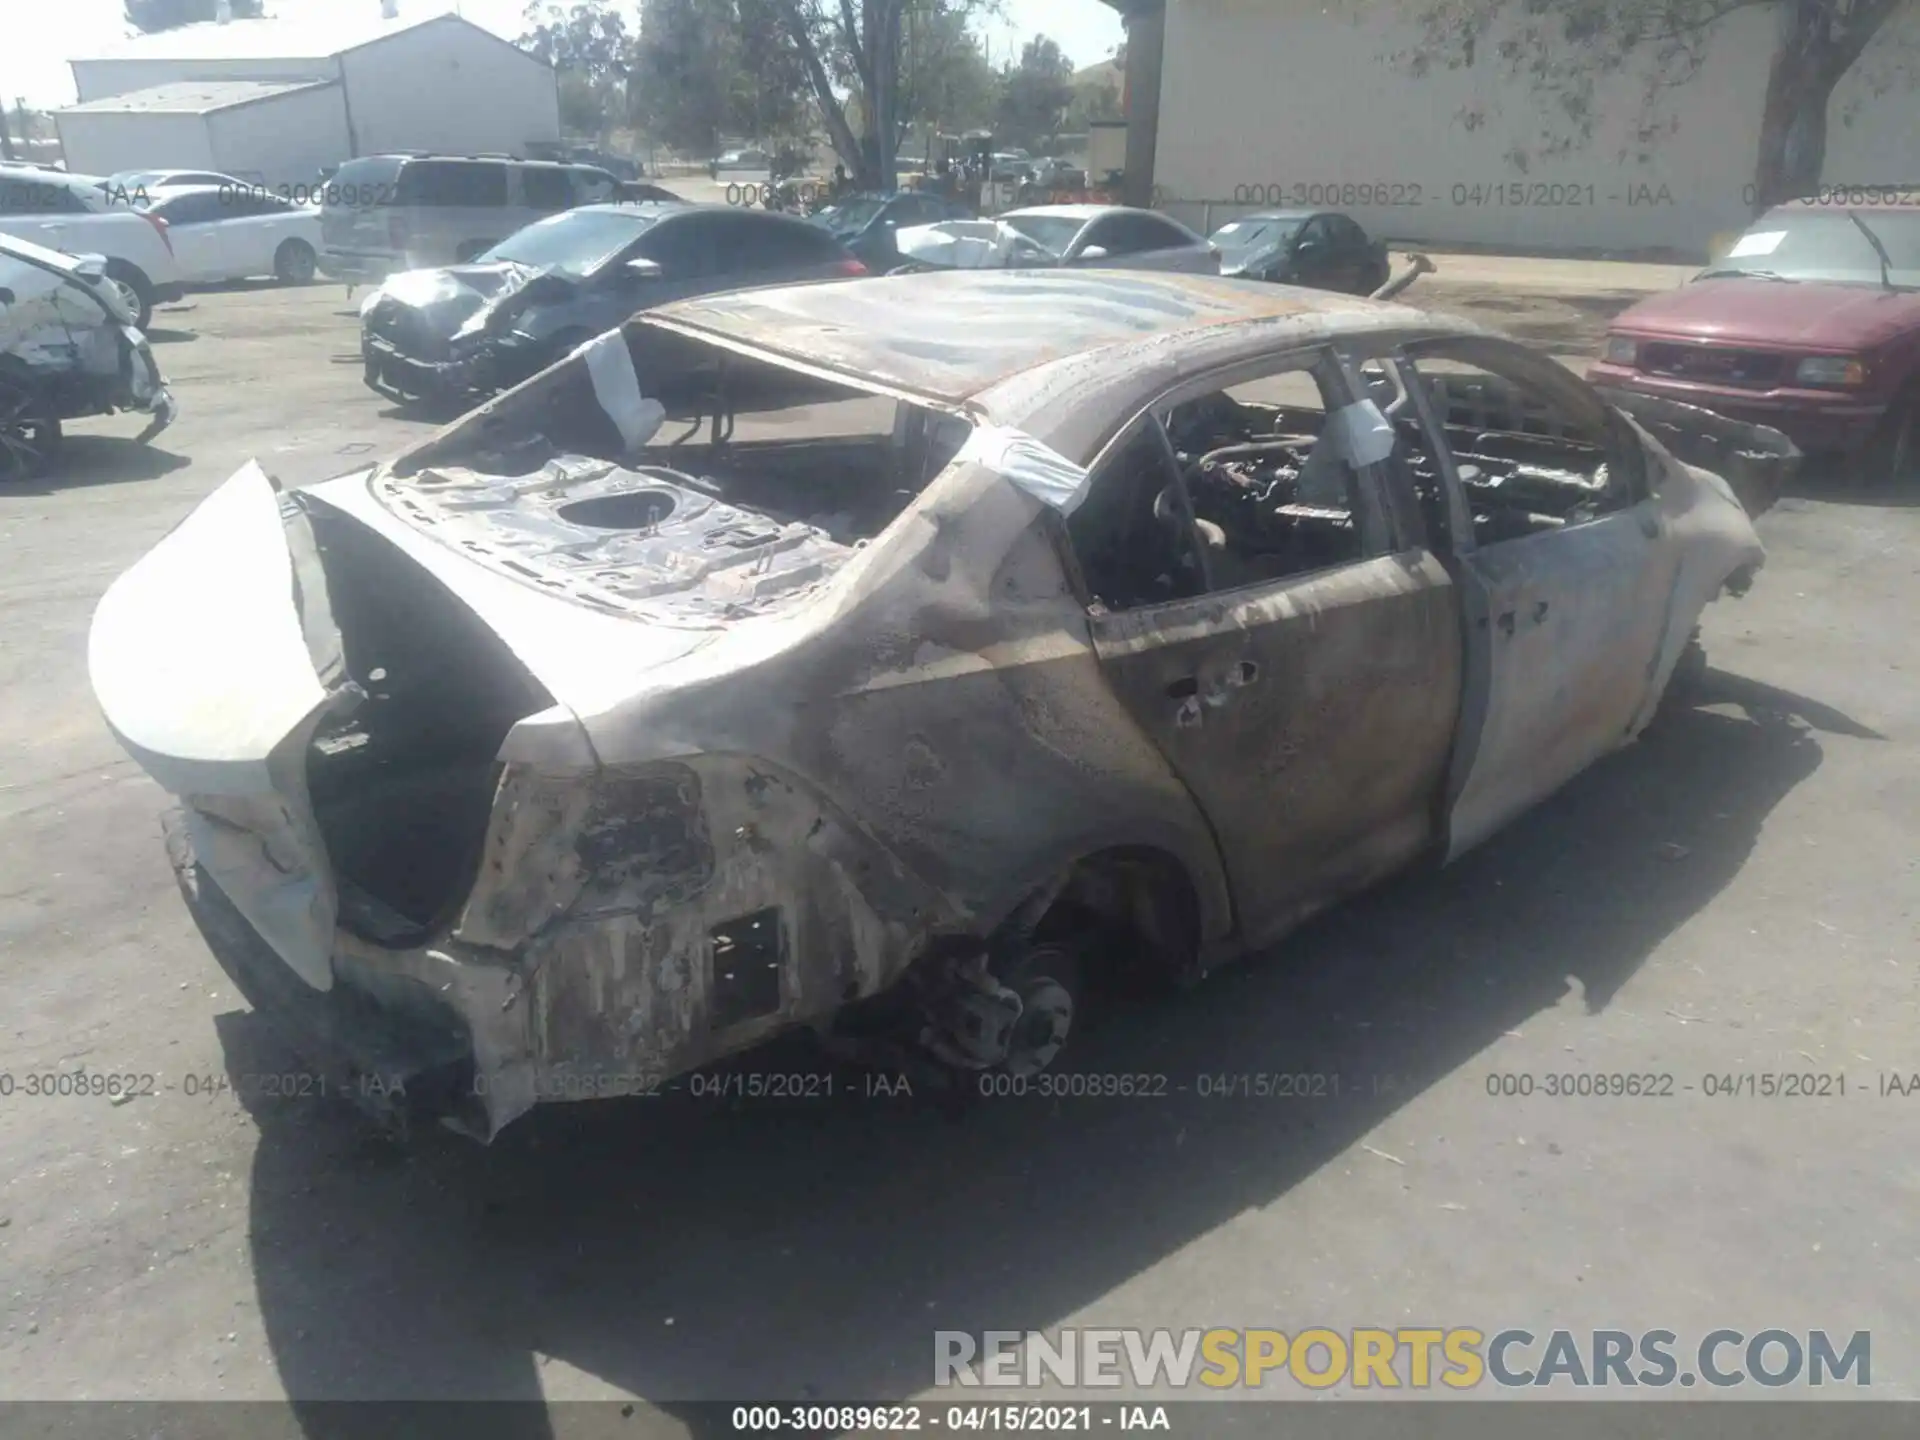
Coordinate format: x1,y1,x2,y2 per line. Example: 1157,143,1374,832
1,233,176,480
90,271,1789,1140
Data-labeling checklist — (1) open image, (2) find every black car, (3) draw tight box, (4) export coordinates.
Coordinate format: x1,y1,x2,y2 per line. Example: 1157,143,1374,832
360,202,866,407
1208,210,1390,295
811,191,976,273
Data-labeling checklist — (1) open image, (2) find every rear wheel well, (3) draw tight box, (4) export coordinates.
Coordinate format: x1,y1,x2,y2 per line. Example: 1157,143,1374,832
998,846,1202,991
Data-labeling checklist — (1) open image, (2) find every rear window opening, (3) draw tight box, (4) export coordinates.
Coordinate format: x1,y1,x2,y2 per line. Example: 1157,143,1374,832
323,156,405,208
388,327,975,604
297,494,554,945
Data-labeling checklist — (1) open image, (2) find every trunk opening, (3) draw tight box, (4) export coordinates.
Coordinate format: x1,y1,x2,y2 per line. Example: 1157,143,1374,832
298,493,554,945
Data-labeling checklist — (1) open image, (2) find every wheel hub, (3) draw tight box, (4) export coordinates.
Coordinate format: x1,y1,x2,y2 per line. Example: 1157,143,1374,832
0,387,56,482
1002,976,1073,1078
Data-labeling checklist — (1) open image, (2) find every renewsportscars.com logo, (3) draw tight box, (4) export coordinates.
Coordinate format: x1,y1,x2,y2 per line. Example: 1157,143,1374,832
934,1328,1871,1391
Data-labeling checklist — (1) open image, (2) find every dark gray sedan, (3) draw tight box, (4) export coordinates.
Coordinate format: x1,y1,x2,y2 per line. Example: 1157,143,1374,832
1210,210,1390,294
359,202,867,406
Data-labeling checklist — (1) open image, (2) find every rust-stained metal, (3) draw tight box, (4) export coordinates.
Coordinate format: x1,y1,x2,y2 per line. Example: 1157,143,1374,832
90,269,1771,1140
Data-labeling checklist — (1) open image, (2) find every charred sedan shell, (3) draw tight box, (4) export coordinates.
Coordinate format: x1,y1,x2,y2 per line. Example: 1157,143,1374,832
92,270,1783,1140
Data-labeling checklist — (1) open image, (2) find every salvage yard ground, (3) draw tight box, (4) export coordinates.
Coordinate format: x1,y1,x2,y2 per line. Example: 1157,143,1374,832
1,259,1916,1416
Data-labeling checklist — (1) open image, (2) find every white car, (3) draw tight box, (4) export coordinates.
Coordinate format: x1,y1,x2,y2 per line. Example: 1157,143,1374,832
895,205,1221,276
103,168,260,197
135,185,323,285
0,164,184,327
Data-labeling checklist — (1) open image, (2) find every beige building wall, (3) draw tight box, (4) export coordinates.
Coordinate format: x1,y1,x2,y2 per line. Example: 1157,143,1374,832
1151,0,1919,256
339,17,560,157
72,56,330,104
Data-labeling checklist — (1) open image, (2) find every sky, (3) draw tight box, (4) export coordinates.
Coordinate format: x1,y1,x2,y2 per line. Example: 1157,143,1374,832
5,0,1125,109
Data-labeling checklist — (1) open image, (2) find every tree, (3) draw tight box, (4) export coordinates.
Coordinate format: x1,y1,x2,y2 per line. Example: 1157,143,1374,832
124,0,262,31
521,0,634,137
898,1,998,139
628,0,729,152
994,35,1074,152
726,0,816,143
769,0,996,190
1392,0,1918,214
629,0,812,154
1063,58,1123,134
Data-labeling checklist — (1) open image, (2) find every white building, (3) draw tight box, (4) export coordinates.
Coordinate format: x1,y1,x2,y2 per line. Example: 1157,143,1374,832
1104,0,1918,258
57,3,561,188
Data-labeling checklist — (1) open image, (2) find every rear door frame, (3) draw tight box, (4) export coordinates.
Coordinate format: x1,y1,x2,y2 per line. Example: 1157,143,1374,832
1393,334,1679,860
1066,340,1468,953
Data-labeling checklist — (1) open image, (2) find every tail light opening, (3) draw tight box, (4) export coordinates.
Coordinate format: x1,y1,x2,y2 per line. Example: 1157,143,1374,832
836,257,868,276
141,212,174,255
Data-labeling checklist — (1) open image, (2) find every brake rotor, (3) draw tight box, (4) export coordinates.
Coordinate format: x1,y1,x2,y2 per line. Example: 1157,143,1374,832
1002,974,1073,1078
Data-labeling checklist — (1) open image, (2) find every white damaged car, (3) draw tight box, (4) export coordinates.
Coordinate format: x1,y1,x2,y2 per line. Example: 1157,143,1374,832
1,232,177,481
89,270,1790,1140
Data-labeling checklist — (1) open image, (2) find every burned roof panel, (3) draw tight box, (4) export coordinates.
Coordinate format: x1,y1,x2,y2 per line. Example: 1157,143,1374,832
639,269,1428,404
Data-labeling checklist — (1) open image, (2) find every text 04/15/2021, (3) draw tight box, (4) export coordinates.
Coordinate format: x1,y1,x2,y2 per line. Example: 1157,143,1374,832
1223,181,1678,208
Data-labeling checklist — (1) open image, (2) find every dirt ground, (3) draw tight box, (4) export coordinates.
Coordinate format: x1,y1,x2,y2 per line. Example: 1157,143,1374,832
1,260,1917,1425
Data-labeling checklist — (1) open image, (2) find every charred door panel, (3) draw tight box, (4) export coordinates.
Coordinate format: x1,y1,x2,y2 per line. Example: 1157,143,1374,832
1443,502,1679,858
1089,549,1463,952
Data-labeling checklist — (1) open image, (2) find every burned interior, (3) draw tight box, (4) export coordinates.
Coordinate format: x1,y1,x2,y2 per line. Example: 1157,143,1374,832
1390,356,1634,546
1068,339,1642,611
297,320,973,948
387,326,967,568
1067,355,1379,610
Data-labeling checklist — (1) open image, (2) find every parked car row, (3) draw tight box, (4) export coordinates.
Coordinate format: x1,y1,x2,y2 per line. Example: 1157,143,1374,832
0,163,184,327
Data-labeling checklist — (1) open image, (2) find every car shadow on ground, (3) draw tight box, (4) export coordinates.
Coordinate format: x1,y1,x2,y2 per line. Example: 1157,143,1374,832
1785,457,1920,508
7,437,191,493
221,679,1849,1433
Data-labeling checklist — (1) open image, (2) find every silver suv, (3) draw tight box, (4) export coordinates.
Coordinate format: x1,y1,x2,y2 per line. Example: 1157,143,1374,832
318,154,626,283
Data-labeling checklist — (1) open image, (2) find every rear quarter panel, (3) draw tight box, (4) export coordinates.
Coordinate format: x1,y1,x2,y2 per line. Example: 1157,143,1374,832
577,461,1235,960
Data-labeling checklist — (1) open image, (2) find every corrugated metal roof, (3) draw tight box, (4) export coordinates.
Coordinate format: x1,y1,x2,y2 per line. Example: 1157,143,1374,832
73,3,461,63
59,78,336,115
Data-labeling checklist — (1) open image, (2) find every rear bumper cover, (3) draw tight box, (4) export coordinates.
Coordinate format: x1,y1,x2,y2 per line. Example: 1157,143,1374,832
164,809,483,1134
1595,385,1803,520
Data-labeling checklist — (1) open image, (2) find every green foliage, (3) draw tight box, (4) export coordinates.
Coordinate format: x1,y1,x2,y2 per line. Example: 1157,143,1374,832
1063,59,1123,135
517,0,1110,182
994,35,1074,151
520,0,636,139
